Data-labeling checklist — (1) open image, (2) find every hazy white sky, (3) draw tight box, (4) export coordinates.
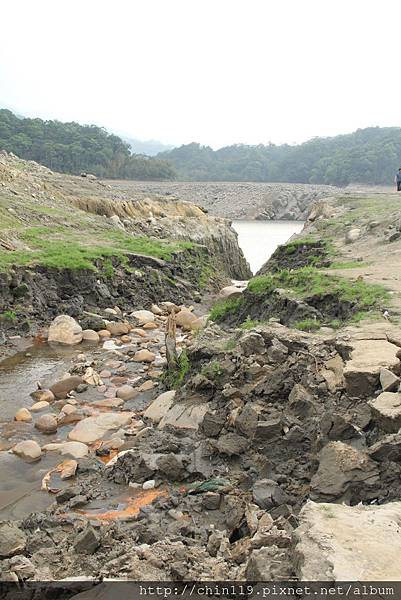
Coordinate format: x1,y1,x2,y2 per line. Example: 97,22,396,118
1,0,400,148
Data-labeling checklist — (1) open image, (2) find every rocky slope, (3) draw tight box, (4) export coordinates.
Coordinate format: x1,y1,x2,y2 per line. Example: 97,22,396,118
108,180,340,220
0,152,250,345
2,188,401,586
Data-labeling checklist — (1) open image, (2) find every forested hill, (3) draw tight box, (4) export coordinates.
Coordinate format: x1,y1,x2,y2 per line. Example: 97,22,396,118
0,109,176,180
158,127,401,185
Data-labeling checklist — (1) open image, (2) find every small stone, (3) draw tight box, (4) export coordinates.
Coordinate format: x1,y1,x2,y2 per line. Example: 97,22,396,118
380,368,400,393
73,526,100,554
30,389,55,403
133,349,156,363
252,479,288,509
60,459,78,479
12,440,42,462
201,492,221,510
31,401,50,412
56,486,80,504
151,304,163,316
106,322,130,336
138,380,155,392
345,228,361,244
14,408,32,422
130,328,148,338
116,385,138,401
143,322,158,330
34,414,58,434
42,441,88,459
81,329,100,343
369,392,401,433
98,329,111,338
0,524,27,558
120,335,132,344
69,495,88,508
50,376,83,399
254,417,282,441
61,404,77,415
142,480,156,490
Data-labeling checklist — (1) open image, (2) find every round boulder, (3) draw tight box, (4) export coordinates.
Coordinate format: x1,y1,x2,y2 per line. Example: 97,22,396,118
14,408,32,422
12,440,42,462
34,414,58,434
48,315,83,345
82,329,100,343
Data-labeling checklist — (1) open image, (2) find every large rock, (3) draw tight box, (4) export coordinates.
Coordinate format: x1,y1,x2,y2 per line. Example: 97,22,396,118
219,285,246,300
158,402,208,430
48,315,83,345
12,440,42,462
0,524,27,558
42,441,89,459
294,500,401,580
34,414,58,434
368,392,401,433
68,412,133,444
175,309,198,331
343,339,400,397
143,390,176,424
131,310,155,325
49,376,83,399
310,441,379,501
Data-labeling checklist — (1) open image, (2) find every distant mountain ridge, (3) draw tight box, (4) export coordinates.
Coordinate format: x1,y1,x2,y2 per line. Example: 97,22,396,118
122,136,174,156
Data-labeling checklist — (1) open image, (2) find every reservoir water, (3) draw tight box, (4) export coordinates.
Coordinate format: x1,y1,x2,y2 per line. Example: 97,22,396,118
232,220,304,274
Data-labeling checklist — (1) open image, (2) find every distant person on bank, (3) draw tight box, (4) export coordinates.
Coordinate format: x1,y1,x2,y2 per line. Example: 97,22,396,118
396,168,401,191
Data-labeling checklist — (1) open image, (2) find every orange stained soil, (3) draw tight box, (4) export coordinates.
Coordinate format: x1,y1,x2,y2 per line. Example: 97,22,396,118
74,488,169,521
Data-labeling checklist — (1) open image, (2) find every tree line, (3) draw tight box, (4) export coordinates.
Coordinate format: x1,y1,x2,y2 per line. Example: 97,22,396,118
2,108,401,185
158,127,401,186
0,109,176,180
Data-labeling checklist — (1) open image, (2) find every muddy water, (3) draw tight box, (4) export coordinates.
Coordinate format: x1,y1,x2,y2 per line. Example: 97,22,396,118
0,343,86,519
0,342,87,421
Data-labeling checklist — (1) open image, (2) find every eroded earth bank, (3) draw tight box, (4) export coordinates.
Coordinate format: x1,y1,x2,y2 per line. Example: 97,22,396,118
1,156,401,587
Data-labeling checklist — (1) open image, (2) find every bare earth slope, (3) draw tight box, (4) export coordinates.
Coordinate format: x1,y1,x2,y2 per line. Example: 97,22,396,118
108,180,340,220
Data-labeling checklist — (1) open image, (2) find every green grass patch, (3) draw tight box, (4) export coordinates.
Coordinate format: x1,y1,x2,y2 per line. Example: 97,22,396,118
0,310,17,322
240,316,261,330
161,349,191,390
294,319,321,332
209,297,244,322
201,360,225,380
0,224,195,272
329,261,367,270
247,266,389,323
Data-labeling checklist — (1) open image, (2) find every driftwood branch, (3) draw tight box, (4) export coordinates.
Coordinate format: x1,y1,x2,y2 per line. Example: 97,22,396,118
165,310,178,371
